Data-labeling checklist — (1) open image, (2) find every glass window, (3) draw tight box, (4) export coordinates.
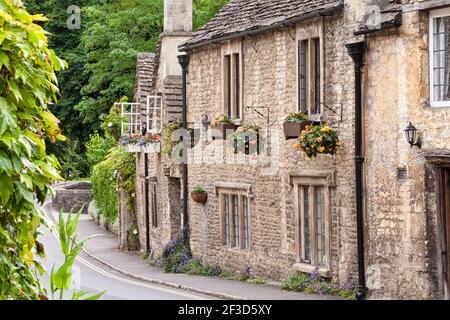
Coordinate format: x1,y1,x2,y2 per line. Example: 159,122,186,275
430,11,450,106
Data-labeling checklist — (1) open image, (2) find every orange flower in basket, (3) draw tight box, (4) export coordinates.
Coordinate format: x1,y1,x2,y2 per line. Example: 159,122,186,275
318,146,326,153
316,136,323,143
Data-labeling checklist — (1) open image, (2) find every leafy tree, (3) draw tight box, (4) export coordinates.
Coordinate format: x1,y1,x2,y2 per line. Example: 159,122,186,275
75,0,164,136
193,0,229,30
0,0,66,299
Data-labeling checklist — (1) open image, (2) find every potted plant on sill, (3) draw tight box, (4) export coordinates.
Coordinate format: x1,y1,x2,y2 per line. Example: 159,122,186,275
230,124,262,155
294,124,342,158
191,185,208,204
283,112,311,140
211,114,237,140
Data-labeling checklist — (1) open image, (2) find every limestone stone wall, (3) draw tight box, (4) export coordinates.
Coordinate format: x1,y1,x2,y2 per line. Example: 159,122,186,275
364,10,450,299
185,13,364,283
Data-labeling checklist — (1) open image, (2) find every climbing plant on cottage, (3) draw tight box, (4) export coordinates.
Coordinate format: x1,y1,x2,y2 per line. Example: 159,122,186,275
0,0,66,299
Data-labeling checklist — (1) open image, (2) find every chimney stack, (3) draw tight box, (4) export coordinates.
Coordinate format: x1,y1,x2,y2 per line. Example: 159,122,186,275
164,0,193,33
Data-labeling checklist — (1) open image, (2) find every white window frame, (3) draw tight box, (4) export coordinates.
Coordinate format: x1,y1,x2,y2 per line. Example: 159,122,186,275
429,7,450,108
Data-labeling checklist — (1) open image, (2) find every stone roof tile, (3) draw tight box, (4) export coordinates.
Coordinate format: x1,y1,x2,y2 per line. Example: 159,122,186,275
180,0,343,50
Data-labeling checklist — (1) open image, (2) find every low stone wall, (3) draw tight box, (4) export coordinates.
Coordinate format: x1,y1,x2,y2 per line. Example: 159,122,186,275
53,181,92,214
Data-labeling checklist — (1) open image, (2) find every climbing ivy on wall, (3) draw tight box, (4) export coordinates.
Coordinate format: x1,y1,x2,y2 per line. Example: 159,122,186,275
0,0,66,299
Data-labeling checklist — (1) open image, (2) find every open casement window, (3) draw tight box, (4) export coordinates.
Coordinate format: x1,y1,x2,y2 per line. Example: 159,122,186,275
223,52,242,120
298,38,321,115
430,8,450,107
291,173,333,273
220,190,250,250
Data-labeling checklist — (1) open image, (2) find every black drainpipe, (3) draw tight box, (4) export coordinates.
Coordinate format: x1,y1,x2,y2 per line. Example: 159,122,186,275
178,54,190,230
144,153,150,253
345,41,368,300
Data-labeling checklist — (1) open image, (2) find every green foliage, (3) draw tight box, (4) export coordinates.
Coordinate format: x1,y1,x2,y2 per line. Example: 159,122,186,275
281,272,310,291
219,270,235,280
162,121,182,158
230,124,262,155
50,209,105,300
75,0,164,135
192,185,205,194
247,276,267,285
297,124,341,158
181,259,221,277
285,112,309,123
161,232,192,273
47,139,90,179
91,146,136,225
211,114,232,126
0,0,66,300
85,134,115,170
193,0,229,30
281,269,357,300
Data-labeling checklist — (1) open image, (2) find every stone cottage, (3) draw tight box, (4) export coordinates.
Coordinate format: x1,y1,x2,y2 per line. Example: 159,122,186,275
121,0,450,299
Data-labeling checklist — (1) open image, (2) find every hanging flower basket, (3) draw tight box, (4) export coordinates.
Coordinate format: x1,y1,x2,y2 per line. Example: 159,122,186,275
283,112,311,140
294,124,341,158
211,114,237,140
191,186,208,204
230,124,262,155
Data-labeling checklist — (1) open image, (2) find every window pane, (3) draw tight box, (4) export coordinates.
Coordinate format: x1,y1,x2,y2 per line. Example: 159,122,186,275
315,187,325,265
433,16,450,102
224,195,230,245
303,186,311,263
234,54,240,119
299,40,308,112
313,39,321,114
232,195,240,248
224,55,232,117
243,196,249,249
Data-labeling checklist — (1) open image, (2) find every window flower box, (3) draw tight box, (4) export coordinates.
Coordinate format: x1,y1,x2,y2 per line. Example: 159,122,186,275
284,112,311,140
121,133,161,154
211,114,237,140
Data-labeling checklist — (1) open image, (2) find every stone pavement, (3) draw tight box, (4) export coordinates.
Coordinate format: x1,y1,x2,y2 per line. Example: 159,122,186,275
45,203,339,300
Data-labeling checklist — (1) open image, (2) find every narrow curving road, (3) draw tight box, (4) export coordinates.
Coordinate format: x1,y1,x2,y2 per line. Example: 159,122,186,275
37,214,215,301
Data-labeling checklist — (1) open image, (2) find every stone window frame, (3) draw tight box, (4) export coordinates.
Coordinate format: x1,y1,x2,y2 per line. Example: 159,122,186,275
429,7,450,108
221,40,244,122
296,19,325,118
290,170,334,277
216,183,253,251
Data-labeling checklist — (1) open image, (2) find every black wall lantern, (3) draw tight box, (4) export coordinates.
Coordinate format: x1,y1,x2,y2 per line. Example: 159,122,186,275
404,122,422,149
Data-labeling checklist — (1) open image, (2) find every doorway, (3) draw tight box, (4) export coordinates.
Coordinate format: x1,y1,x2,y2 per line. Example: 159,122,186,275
440,168,450,298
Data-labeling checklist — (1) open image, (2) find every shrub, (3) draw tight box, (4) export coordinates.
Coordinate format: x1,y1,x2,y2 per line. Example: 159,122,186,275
181,259,222,276
248,276,267,285
91,147,135,225
161,228,192,273
220,271,235,280
236,266,252,282
86,133,115,170
282,267,358,300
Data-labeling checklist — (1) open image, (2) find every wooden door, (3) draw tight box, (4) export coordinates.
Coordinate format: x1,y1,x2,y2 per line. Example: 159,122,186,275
442,168,450,296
